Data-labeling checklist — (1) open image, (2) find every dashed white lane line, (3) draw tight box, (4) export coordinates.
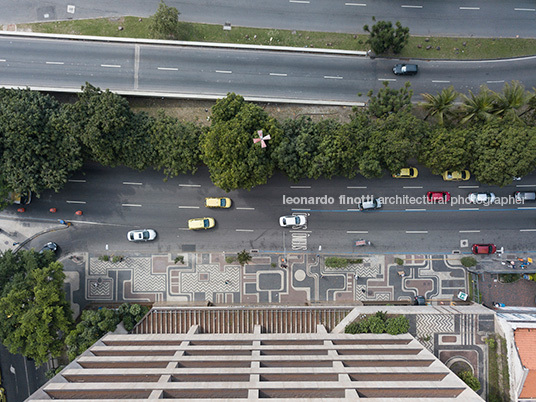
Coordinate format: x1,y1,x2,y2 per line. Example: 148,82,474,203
290,186,311,189
236,207,255,210
292,208,311,211
324,75,343,79
514,8,535,11
459,185,479,189
432,80,451,83
459,207,479,211
122,203,142,207
379,78,396,81
403,186,423,189
46,61,64,65
406,230,428,234
179,184,201,187
270,73,288,77
178,206,199,209
406,208,426,211
178,228,189,231
236,229,254,232
459,230,480,233
345,2,366,5
487,80,505,84
347,230,368,234
347,186,367,189
347,209,360,211
516,184,536,187
101,64,121,68
520,229,536,232
68,179,86,183
0,59,6,62
123,182,143,186
289,0,310,3
518,207,536,210
157,67,179,71
401,5,423,8
66,200,86,204
459,6,480,10
215,70,232,74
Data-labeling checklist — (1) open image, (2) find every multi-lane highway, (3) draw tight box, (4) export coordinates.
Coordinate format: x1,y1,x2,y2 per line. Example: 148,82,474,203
1,35,536,104
1,0,535,38
14,163,536,256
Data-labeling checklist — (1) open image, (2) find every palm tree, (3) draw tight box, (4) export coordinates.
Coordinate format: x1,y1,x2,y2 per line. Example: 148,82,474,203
420,86,458,126
458,86,495,125
492,80,528,121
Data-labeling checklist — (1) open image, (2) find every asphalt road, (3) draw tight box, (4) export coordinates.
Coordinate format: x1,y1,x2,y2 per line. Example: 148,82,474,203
14,163,536,256
0,0,535,38
1,36,536,104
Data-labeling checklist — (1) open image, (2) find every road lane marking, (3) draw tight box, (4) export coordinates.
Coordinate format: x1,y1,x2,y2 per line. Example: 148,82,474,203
134,44,140,90
122,203,142,207
290,186,311,189
178,228,189,231
401,5,423,8
459,185,479,188
459,6,480,10
406,208,426,211
0,59,6,62
347,230,368,233
292,208,310,211
270,73,288,77
46,61,64,65
378,78,396,81
179,184,201,187
101,64,121,68
347,209,360,211
459,207,479,211
487,80,505,84
518,207,536,210
406,230,428,234
66,200,86,204
432,80,451,83
215,70,232,74
236,229,254,232
236,207,255,210
459,230,480,233
347,186,367,189
514,8,535,11
345,2,367,5
123,182,143,185
520,229,536,231
289,0,310,3
68,179,86,183
324,75,343,79
178,206,199,209
516,184,536,187
403,186,423,189
157,67,179,71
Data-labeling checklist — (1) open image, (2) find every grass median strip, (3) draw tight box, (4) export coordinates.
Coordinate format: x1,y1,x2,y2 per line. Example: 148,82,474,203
14,17,536,60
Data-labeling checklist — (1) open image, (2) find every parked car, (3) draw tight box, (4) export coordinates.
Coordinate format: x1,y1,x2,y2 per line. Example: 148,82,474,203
468,192,496,204
358,198,382,211
205,197,232,208
393,64,418,75
39,241,58,254
414,295,426,305
427,191,451,203
188,217,216,230
392,167,418,178
472,244,497,254
7,191,32,205
127,229,157,242
442,170,470,181
514,191,536,202
279,215,307,228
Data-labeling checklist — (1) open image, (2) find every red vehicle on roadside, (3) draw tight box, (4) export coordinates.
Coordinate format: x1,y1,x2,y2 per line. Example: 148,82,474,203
471,244,497,254
427,191,451,203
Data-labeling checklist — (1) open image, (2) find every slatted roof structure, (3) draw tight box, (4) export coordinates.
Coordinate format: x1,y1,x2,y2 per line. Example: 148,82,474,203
29,318,482,401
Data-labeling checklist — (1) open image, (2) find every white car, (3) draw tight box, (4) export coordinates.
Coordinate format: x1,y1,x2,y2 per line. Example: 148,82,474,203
468,192,496,204
279,214,307,228
127,229,157,242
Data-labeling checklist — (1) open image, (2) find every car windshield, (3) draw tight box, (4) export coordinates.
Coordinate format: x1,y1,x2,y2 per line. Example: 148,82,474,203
220,199,225,207
142,231,149,239
203,219,209,227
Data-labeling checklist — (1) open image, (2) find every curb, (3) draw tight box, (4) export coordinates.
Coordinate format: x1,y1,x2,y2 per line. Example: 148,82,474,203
13,225,70,253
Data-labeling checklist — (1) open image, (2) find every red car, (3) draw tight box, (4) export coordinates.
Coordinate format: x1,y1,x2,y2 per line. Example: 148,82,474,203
427,191,451,203
471,244,497,254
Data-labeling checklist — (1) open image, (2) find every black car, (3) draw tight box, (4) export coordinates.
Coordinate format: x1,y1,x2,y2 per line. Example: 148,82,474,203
393,64,418,75
414,295,426,305
39,242,58,254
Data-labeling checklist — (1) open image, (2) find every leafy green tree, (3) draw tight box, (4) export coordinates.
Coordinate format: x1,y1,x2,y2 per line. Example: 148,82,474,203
458,370,481,391
118,303,149,332
419,126,474,175
363,19,410,55
237,250,252,266
492,81,528,122
200,93,282,191
459,86,495,125
121,112,157,170
367,81,413,118
367,316,386,333
0,88,82,195
385,316,410,335
0,256,73,366
420,86,458,126
149,1,181,39
150,110,203,178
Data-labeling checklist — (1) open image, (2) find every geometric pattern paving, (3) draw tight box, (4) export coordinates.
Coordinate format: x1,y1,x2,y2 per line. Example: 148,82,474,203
180,264,242,302
416,313,456,352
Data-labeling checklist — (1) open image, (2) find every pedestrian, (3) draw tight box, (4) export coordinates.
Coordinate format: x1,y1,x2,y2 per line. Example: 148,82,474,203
355,274,359,281
361,289,366,293
12,242,19,246
225,280,230,285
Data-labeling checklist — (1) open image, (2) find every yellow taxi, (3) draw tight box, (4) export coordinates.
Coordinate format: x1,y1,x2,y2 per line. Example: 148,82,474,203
442,170,470,181
205,197,232,208
392,167,418,178
188,217,216,230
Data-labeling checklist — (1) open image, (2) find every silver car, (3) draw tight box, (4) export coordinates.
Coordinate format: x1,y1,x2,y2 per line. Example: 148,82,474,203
279,215,307,228
468,192,496,204
127,229,157,242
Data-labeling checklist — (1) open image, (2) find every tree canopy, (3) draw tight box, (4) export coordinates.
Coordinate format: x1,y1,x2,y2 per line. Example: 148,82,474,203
363,19,410,55
149,1,181,39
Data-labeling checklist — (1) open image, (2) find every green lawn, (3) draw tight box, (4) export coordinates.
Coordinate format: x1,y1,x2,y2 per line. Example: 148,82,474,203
15,17,536,60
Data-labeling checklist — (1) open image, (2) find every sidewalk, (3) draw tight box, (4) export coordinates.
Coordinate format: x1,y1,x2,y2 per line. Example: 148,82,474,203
0,216,58,252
